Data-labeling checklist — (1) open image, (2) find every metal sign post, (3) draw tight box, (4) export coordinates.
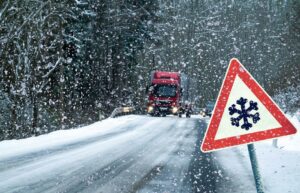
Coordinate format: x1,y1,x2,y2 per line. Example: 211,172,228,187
247,144,264,193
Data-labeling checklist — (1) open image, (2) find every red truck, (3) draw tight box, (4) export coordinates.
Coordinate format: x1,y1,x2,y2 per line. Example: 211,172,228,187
146,71,182,116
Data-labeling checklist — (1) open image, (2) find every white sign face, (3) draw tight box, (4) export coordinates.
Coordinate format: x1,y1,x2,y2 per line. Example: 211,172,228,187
215,75,282,140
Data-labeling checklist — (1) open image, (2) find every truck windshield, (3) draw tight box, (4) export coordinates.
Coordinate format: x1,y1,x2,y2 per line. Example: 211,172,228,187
153,85,177,97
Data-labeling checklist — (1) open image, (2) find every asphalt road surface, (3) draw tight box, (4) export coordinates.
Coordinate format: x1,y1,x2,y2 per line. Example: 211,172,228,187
0,115,253,193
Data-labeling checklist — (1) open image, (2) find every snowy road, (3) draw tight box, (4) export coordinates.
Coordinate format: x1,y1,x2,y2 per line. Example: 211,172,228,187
0,115,254,193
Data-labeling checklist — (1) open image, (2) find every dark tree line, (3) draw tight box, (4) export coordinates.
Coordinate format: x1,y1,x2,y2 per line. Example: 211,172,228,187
0,0,159,139
0,0,299,140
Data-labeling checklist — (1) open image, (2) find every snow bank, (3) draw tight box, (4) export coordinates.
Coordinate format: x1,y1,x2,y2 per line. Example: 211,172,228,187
254,113,300,193
0,115,137,160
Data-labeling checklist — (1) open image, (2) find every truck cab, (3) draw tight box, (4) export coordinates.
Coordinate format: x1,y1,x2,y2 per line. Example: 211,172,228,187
147,71,182,116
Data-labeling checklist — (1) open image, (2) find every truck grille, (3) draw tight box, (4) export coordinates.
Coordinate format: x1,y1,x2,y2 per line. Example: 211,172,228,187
155,100,172,106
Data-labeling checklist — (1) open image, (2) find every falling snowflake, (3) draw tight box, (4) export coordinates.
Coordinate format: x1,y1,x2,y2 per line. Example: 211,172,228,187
228,97,260,130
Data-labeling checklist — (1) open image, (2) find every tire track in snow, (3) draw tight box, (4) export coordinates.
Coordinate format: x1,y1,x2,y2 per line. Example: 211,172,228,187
90,117,195,193
136,117,198,193
58,119,180,193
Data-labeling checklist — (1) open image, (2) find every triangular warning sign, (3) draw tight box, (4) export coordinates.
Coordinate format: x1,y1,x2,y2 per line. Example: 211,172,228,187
201,58,297,152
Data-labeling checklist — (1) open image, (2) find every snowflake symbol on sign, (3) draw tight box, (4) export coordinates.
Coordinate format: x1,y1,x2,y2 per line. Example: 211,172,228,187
228,97,260,130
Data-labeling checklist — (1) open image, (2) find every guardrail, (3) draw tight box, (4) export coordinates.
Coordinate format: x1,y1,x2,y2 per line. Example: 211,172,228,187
110,107,135,118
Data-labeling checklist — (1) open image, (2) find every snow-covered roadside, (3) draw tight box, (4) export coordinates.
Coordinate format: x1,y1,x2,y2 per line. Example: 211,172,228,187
211,113,300,193
249,114,300,193
0,115,137,160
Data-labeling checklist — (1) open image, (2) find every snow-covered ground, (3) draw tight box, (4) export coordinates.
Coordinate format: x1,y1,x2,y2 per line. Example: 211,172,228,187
0,113,298,193
212,113,300,193
0,115,227,193
0,115,139,160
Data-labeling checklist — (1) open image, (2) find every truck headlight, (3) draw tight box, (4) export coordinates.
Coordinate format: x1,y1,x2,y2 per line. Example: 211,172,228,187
200,111,206,117
172,107,178,114
148,106,154,113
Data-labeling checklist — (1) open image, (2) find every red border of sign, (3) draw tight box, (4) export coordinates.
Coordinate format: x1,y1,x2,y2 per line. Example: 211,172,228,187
201,58,297,152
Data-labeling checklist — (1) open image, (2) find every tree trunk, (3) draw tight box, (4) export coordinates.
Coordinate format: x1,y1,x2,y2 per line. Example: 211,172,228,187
60,64,65,129
10,102,17,139
32,95,38,135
